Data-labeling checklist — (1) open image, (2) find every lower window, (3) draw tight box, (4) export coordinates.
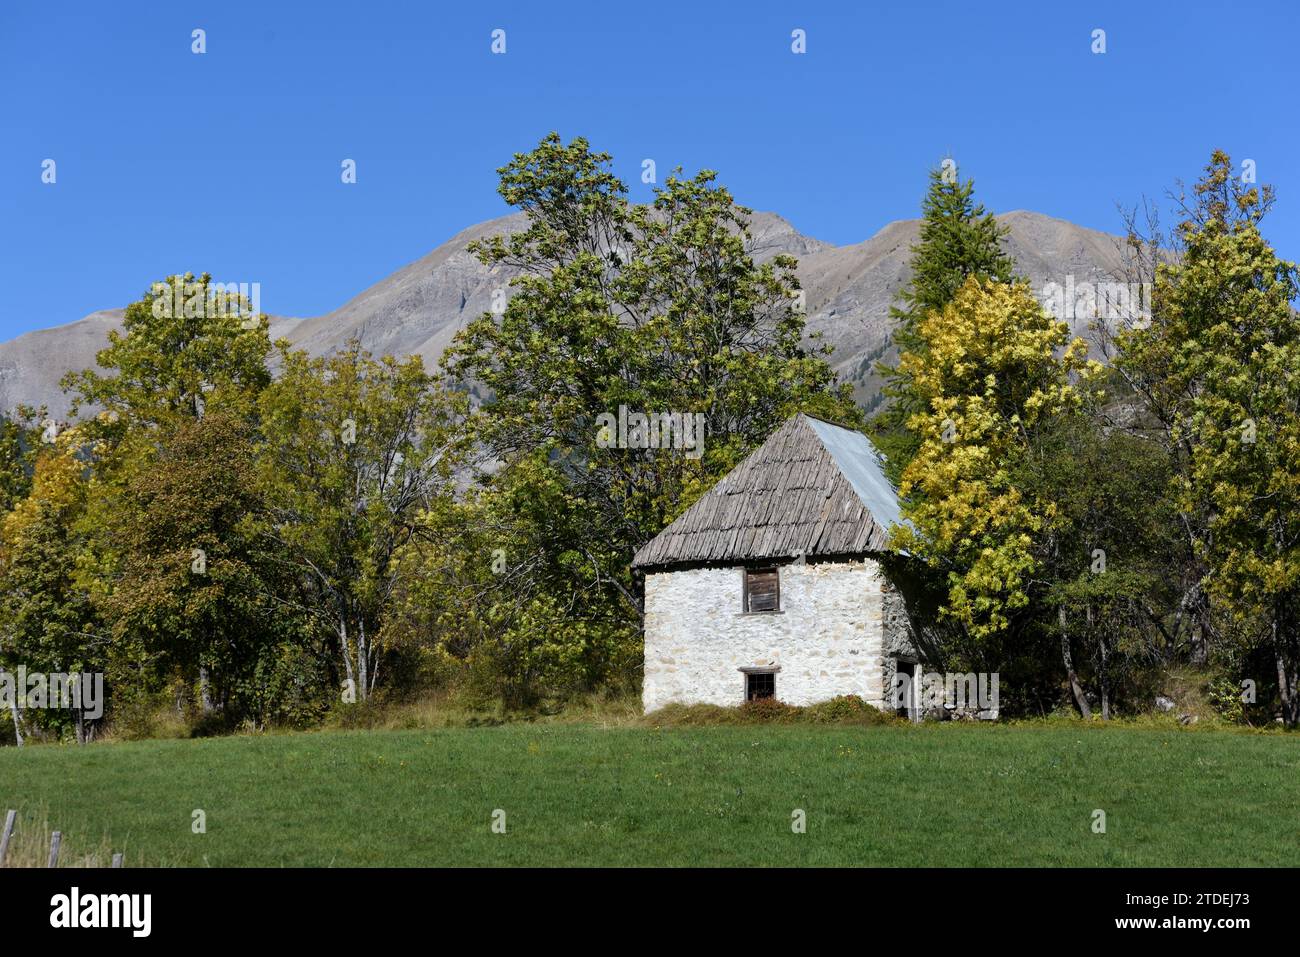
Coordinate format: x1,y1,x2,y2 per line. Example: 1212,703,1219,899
745,672,775,701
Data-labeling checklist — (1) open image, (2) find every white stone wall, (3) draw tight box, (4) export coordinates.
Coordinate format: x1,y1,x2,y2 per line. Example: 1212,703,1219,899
642,560,887,712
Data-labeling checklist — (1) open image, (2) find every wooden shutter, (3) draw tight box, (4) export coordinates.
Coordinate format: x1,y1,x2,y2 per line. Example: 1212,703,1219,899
744,568,780,613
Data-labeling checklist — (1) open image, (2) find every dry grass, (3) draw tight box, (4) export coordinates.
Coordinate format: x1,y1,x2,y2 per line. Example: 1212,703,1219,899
79,676,1280,744
1156,665,1225,723
646,694,902,726
319,687,645,732
0,807,123,868
321,690,900,732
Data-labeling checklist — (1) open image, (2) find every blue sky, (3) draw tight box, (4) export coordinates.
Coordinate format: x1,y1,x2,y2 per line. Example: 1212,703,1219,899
1,0,1296,340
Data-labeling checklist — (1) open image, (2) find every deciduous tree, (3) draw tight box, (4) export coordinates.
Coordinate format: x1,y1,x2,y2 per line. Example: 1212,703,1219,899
892,277,1100,656
1118,151,1300,726
258,341,464,701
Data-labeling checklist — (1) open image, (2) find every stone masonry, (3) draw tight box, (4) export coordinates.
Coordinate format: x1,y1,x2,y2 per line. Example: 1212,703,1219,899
642,559,900,712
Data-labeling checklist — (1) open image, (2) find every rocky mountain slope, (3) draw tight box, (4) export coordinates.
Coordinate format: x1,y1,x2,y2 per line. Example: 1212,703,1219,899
0,209,1130,418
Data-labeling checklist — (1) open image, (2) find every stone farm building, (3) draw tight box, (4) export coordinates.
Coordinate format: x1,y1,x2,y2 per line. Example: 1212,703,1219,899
633,413,924,714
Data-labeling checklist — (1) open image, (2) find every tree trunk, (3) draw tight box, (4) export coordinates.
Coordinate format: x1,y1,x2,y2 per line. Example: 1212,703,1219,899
1060,607,1091,719
1099,635,1111,721
199,665,213,713
357,617,369,700
1188,579,1212,666
1274,619,1298,728
338,618,357,701
8,697,22,748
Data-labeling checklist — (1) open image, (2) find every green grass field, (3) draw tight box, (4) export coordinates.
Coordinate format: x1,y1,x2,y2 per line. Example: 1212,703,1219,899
1,722,1296,866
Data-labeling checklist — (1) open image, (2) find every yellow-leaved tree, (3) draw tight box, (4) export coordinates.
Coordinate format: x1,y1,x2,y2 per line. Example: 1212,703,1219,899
0,426,106,743
892,277,1101,654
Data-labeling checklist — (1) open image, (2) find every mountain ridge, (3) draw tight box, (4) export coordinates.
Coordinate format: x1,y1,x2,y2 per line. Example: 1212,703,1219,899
0,209,1132,418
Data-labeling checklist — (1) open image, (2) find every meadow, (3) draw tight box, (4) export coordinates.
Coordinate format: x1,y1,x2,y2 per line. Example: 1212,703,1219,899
1,720,1295,867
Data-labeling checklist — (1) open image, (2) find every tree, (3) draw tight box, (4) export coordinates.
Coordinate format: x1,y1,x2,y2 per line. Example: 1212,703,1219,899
891,277,1100,659
872,165,1016,481
388,488,634,710
58,273,277,719
1021,408,1182,717
445,133,858,641
64,273,270,431
0,428,105,743
100,411,316,725
0,410,39,514
257,341,464,701
1117,151,1300,726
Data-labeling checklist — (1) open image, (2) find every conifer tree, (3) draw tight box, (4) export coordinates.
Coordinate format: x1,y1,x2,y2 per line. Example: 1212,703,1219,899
872,165,1015,481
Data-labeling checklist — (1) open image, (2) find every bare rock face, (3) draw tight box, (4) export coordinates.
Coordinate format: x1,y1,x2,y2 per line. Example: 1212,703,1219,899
0,209,1131,419
0,309,301,420
0,310,124,418
278,213,531,377
795,210,1131,406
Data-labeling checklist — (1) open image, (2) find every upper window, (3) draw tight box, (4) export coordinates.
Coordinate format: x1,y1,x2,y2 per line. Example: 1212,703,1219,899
743,567,780,613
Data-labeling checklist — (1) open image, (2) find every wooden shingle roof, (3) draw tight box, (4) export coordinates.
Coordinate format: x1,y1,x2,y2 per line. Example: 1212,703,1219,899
632,414,902,570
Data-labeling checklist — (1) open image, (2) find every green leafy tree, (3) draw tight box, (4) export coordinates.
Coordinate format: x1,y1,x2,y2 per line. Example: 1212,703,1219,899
257,341,464,701
0,409,40,514
100,412,317,726
1118,151,1300,726
64,273,271,432
1021,409,1183,717
446,133,858,641
53,273,277,724
872,166,1016,481
389,488,636,709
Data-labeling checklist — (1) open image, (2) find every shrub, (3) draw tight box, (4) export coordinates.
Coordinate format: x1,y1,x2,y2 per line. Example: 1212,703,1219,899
104,681,189,742
642,703,746,726
646,695,900,727
737,697,802,723
803,694,897,725
1206,675,1246,723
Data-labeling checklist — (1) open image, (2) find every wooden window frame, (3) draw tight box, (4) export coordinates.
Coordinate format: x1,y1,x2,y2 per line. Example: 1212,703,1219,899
742,566,781,614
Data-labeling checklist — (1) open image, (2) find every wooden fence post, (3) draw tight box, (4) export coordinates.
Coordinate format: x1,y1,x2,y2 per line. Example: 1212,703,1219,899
0,810,15,867
111,853,123,868
47,830,61,868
